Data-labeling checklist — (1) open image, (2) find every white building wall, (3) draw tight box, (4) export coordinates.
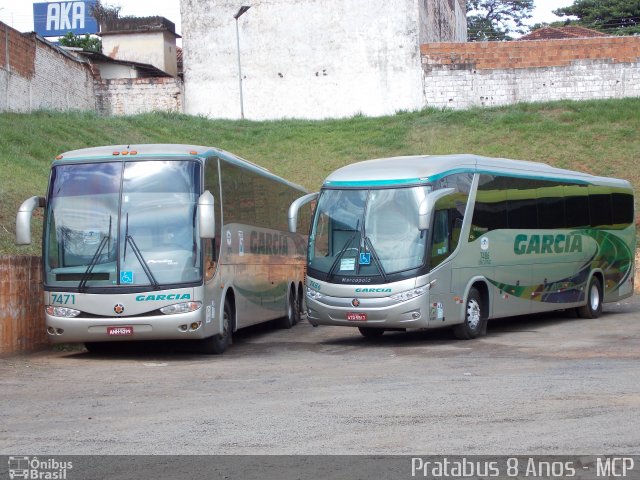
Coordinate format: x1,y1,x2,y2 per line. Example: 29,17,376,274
98,63,138,79
419,0,467,43
102,31,179,77
182,0,456,120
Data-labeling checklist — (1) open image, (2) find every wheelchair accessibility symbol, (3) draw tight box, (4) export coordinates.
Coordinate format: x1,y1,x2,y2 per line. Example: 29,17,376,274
120,271,134,284
359,252,371,265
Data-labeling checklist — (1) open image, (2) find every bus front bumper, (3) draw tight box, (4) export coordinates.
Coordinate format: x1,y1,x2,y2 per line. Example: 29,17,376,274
306,293,430,329
45,310,213,343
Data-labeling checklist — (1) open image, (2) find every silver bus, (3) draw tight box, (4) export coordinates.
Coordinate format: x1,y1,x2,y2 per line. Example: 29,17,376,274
288,154,635,339
17,144,311,353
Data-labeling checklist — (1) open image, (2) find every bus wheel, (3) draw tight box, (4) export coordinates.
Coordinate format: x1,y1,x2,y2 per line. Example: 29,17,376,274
577,276,603,319
199,299,233,354
454,287,486,340
278,288,298,329
358,327,384,338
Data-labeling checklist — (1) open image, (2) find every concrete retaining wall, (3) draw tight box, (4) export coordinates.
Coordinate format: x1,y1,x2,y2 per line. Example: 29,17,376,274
421,36,640,109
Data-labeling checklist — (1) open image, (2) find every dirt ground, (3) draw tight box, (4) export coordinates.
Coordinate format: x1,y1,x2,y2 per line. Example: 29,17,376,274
1,295,639,456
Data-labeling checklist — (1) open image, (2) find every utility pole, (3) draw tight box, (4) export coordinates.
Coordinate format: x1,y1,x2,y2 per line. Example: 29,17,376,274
234,6,251,119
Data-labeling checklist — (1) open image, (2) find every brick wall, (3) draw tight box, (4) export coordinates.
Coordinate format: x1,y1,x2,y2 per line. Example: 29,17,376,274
0,25,95,112
31,37,96,111
0,256,47,355
421,36,640,109
0,23,36,78
95,77,183,115
1,21,182,115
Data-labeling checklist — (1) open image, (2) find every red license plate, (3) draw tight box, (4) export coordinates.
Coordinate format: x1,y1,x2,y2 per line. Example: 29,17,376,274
346,312,367,322
107,326,133,336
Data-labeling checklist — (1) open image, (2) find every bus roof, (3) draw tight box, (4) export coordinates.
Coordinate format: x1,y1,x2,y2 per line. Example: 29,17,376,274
322,154,632,189
52,144,308,193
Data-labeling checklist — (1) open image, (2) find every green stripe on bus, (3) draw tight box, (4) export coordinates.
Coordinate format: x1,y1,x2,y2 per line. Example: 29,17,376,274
322,169,593,189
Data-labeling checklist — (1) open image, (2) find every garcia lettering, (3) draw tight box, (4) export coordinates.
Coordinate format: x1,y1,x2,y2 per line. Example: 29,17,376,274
135,294,191,301
249,231,289,256
514,234,582,255
355,288,392,293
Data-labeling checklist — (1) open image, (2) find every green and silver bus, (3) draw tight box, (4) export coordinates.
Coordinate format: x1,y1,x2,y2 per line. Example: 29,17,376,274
288,154,635,339
17,144,310,353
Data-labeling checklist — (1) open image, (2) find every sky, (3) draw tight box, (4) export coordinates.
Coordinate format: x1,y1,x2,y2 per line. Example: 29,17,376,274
0,0,576,37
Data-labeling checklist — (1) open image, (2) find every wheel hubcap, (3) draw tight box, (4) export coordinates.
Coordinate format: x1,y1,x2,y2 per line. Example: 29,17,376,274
467,299,481,330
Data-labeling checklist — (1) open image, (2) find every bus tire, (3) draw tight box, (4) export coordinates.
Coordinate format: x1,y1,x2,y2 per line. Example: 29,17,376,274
199,299,233,354
296,285,304,324
278,288,298,329
358,327,384,338
577,276,603,319
454,287,486,340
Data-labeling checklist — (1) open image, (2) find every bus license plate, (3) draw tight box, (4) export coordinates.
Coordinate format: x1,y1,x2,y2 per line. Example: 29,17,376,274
346,312,367,322
107,326,133,336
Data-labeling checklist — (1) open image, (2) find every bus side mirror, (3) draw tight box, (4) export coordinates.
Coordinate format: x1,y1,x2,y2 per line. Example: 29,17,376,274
16,196,46,245
418,188,455,231
198,190,216,239
288,192,319,233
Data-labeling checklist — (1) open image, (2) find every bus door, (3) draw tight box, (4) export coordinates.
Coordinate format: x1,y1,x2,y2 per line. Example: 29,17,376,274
428,196,465,326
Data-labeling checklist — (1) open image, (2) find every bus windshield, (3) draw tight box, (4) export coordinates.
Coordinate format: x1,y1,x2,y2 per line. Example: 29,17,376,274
44,160,202,289
308,186,431,280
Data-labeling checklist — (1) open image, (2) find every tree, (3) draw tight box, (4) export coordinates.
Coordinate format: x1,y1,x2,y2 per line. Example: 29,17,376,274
89,0,122,31
58,32,102,52
467,0,534,41
553,0,640,36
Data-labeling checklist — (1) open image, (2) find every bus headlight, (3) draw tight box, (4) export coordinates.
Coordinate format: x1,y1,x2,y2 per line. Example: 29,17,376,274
390,287,426,303
307,289,324,300
160,302,202,315
46,306,81,317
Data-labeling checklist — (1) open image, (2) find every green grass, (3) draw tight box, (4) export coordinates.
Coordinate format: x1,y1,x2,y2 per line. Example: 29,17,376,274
1,98,639,255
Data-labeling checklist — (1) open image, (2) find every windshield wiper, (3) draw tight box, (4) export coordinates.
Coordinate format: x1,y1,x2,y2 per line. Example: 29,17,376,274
326,220,360,281
124,213,160,290
356,192,388,281
364,236,389,283
78,216,112,292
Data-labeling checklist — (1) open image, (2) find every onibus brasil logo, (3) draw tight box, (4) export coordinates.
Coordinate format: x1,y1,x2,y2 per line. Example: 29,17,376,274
8,456,73,479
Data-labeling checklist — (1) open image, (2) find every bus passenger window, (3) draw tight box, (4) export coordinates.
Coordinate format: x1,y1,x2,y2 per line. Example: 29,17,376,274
469,175,508,240
611,192,634,226
537,180,565,229
564,184,590,228
589,187,613,228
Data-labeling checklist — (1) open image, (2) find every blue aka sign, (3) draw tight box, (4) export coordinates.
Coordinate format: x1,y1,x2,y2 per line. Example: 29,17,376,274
33,1,99,37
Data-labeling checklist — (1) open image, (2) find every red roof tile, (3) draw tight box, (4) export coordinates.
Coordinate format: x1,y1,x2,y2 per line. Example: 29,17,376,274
519,26,607,41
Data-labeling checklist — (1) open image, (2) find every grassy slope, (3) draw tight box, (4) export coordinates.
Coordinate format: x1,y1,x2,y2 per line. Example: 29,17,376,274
1,98,639,255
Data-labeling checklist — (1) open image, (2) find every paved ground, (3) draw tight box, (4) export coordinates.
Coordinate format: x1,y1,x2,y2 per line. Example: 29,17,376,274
1,296,639,455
